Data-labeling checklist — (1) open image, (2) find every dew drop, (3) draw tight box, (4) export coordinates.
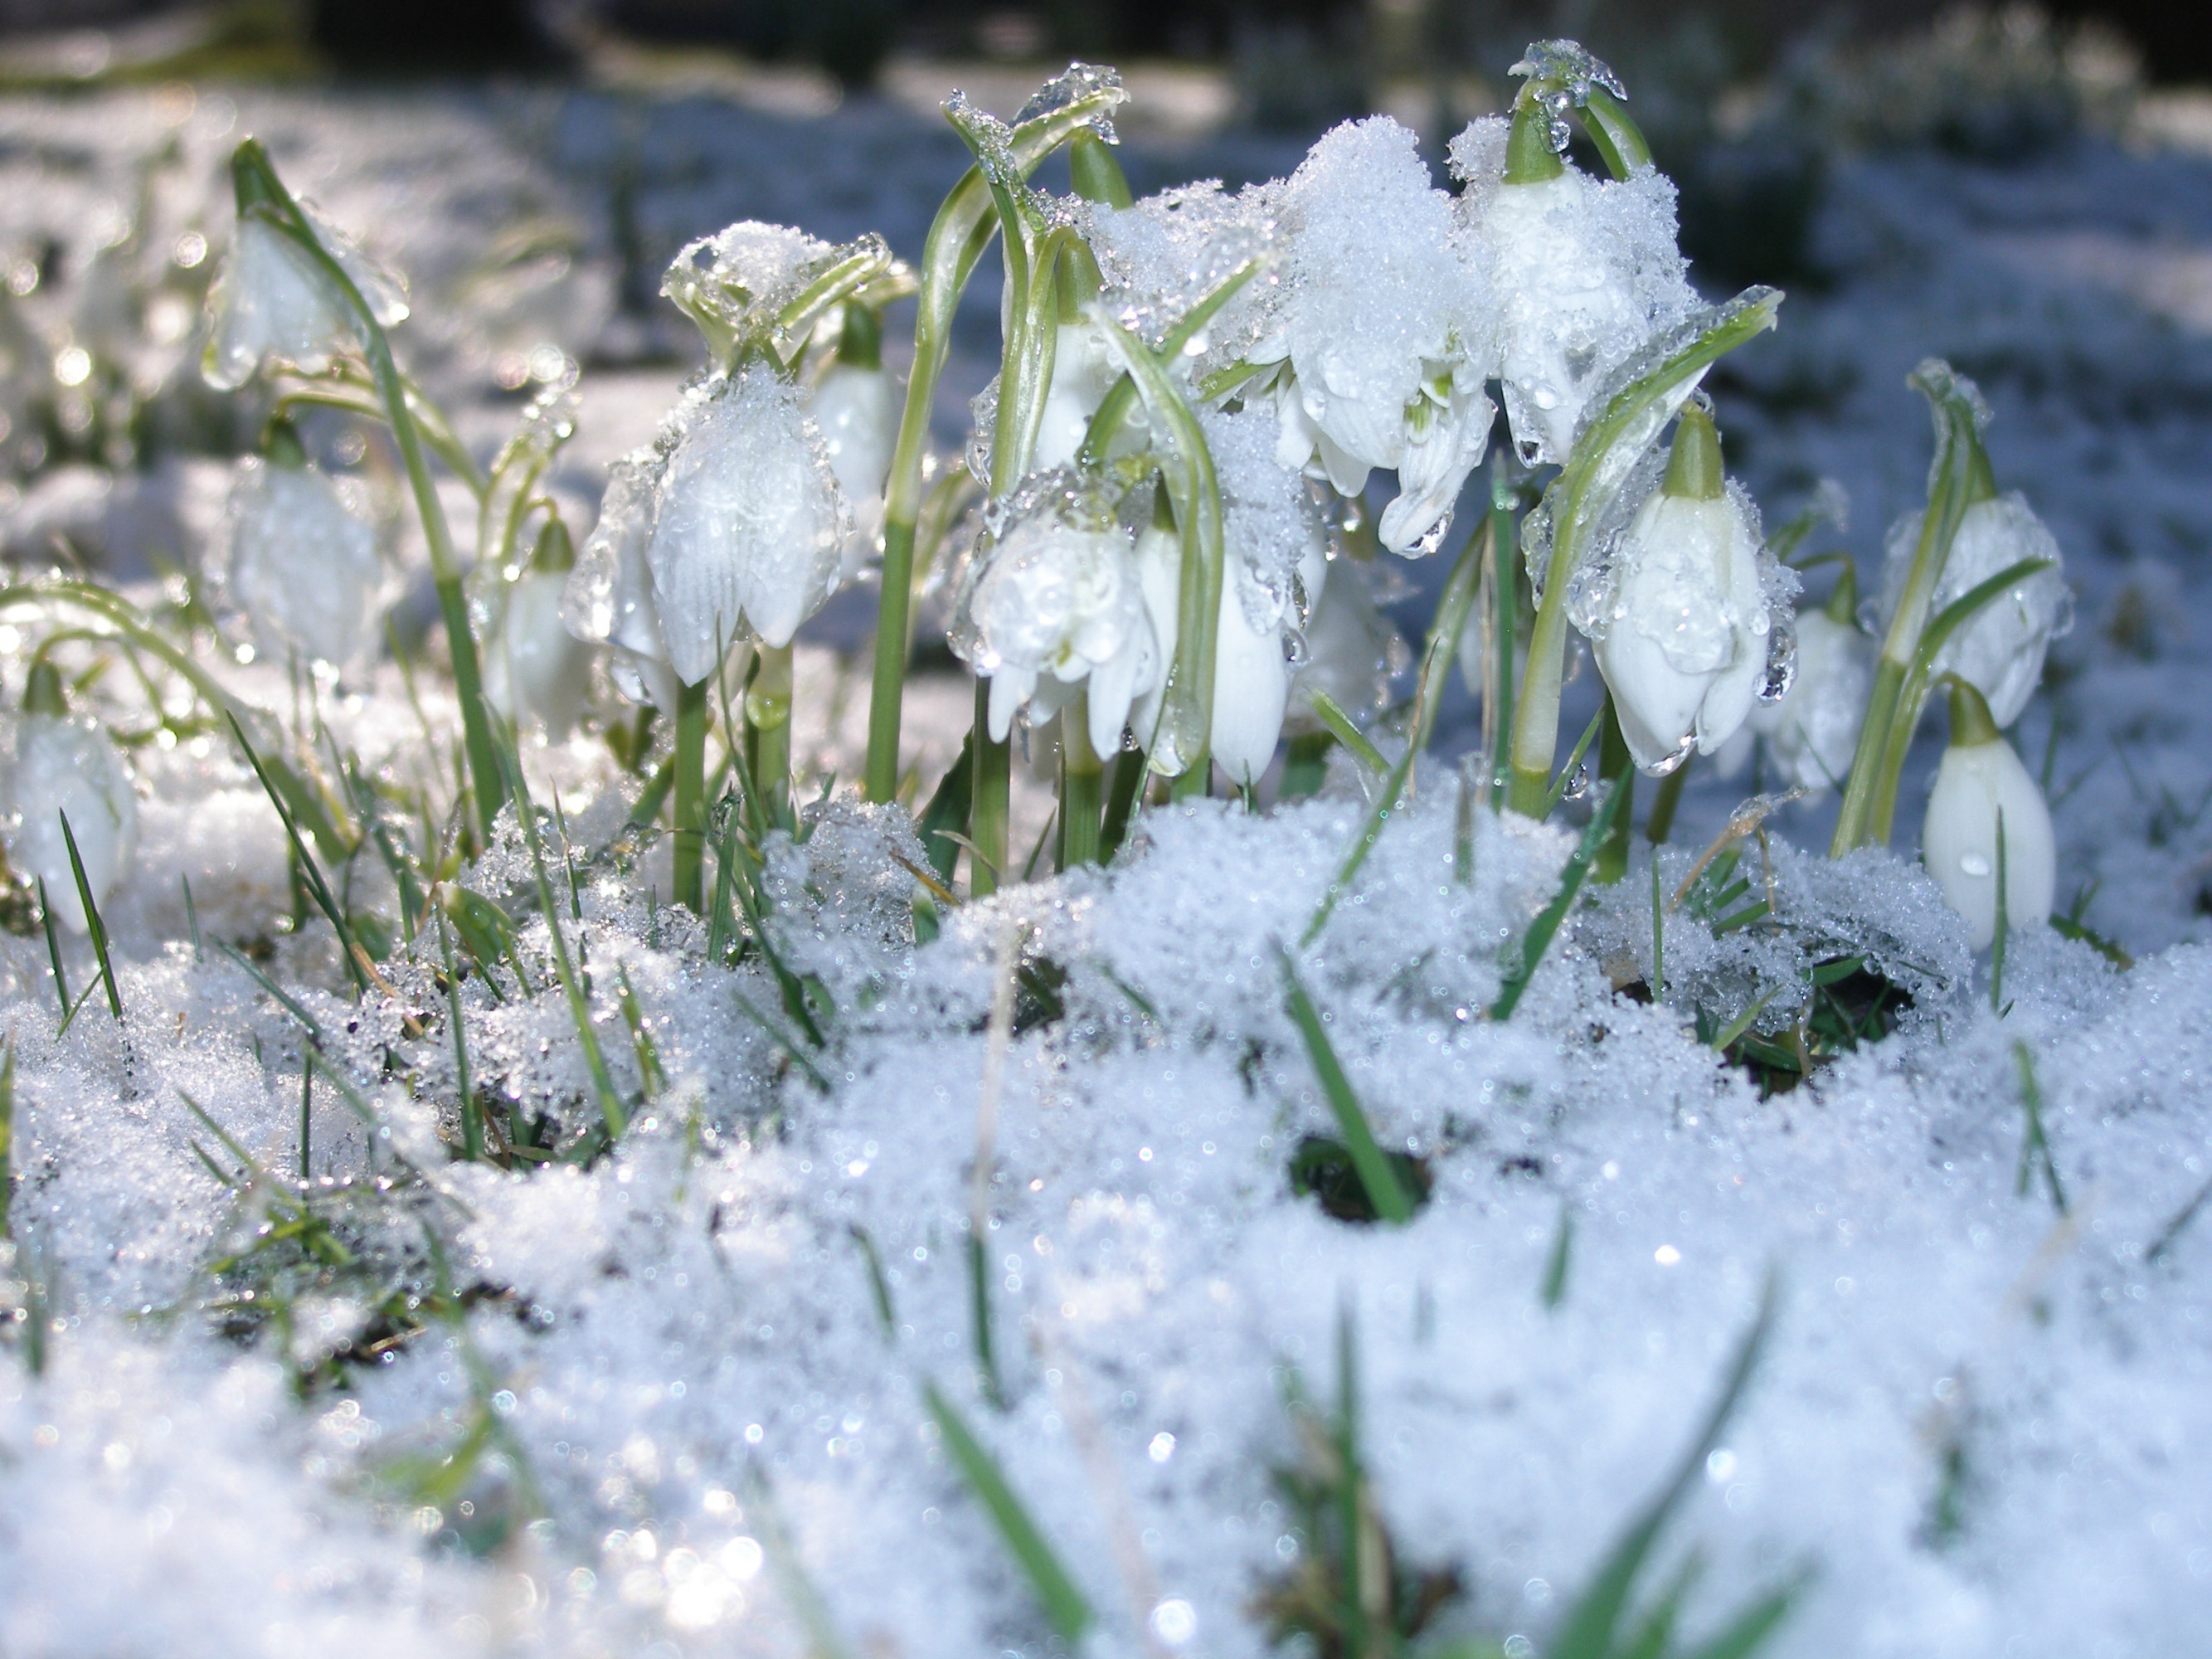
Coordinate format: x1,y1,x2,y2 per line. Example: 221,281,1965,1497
1959,852,1991,878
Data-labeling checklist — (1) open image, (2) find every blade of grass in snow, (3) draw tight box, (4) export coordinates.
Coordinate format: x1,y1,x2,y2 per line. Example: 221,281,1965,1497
1548,1271,1787,1659
2146,1174,2212,1265
1492,781,1627,1020
2012,1040,2066,1214
1651,855,1666,1001
211,937,324,1042
493,743,627,1144
0,1044,13,1240
1278,949,1417,1225
729,985,831,1092
36,878,67,1018
1991,811,2010,1014
437,912,483,1162
1711,987,1784,1054
1305,687,1388,780
58,811,121,1021
615,964,666,1101
228,714,372,997
848,1224,898,1340
182,874,202,961
1542,1198,1574,1309
922,1380,1095,1644
1301,741,1417,948
748,1469,859,1659
1544,707,1608,816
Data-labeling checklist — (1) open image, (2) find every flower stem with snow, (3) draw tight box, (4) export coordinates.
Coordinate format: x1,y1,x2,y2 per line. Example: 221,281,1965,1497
225,140,506,844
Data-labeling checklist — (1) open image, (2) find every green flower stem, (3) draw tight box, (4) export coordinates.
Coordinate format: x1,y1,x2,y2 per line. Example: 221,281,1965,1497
863,83,1126,804
1408,517,1488,761
1505,290,1782,819
1644,756,1689,845
1595,695,1635,883
671,678,709,915
1830,367,1992,854
970,681,1011,899
744,641,795,834
231,140,505,842
1097,746,1145,861
1057,703,1104,871
1488,469,1518,807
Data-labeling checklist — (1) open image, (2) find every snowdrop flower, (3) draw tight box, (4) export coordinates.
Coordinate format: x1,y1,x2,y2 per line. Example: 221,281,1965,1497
1746,577,1874,794
1591,404,1773,773
1450,103,1695,467
1032,320,1123,472
216,447,383,671
954,484,1159,760
562,454,682,713
1262,118,1494,557
6,663,134,934
1879,484,2069,728
203,202,408,392
570,366,850,694
1289,556,1406,732
1922,679,2054,951
483,522,593,740
808,305,903,579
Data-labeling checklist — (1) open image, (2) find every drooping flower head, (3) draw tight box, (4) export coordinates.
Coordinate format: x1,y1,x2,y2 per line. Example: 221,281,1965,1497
1922,679,2055,950
6,662,135,935
215,445,385,672
203,197,408,392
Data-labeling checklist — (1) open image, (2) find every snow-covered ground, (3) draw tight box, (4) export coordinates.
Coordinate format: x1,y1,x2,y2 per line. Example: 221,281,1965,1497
0,71,2208,1659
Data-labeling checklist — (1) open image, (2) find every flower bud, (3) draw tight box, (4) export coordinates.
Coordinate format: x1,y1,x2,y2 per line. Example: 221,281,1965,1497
1879,483,2069,728
1590,406,1772,773
647,364,851,681
1921,679,2054,951
203,206,407,392
484,523,592,740
1747,577,1872,795
7,665,135,934
215,453,384,670
809,362,899,508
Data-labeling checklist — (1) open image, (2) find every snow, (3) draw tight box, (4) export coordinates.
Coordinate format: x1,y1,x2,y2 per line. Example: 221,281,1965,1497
0,63,2203,1659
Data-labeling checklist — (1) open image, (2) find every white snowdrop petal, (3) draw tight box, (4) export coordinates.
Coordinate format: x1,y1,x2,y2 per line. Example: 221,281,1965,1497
808,362,901,504
218,460,382,670
1922,737,2056,950
7,714,135,932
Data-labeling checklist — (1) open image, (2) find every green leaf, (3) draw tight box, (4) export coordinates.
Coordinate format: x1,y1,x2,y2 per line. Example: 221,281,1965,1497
1492,782,1627,1020
1280,952,1418,1226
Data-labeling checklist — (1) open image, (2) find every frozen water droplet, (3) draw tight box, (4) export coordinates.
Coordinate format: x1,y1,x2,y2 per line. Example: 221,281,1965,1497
1408,508,1453,558
1561,763,1592,800
1959,852,1992,878
1645,732,1697,777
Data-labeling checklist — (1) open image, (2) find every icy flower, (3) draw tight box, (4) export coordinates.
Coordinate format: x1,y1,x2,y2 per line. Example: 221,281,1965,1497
954,485,1159,759
203,204,408,392
216,451,383,670
562,453,682,712
1287,556,1406,733
1590,405,1774,774
1879,489,2069,727
645,365,851,684
1922,679,2054,951
483,523,593,740
1451,114,1696,467
809,362,899,508
1263,118,1495,557
1746,583,1874,795
5,663,135,934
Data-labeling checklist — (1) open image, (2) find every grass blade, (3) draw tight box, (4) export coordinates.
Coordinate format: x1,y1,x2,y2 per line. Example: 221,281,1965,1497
210,937,324,1042
1279,950,1417,1225
1550,1271,1780,1659
226,714,370,996
1302,741,1417,948
2011,1040,2066,1214
1491,781,1627,1021
37,878,68,1017
1305,688,1389,780
0,1044,13,1239
921,1379,1095,1645
1544,707,1607,816
57,811,121,1020
1542,1198,1574,1310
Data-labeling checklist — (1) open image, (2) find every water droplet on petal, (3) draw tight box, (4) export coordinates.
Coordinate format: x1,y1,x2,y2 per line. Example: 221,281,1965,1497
1959,852,1991,878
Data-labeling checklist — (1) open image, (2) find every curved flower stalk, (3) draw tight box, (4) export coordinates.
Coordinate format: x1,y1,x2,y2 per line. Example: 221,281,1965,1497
1455,42,1695,469
1587,403,1784,774
1252,117,1495,557
215,435,384,674
1830,361,2072,853
1504,286,1783,817
207,140,508,839
1744,568,1874,795
6,663,135,935
863,65,1129,804
1922,679,2054,951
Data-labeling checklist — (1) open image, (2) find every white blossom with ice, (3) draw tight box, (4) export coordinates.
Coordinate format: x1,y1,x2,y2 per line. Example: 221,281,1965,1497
1288,556,1406,733
562,453,682,712
6,698,135,933
484,567,592,740
1450,117,1697,468
1744,605,1874,793
1250,119,1495,557
1590,475,1779,774
215,458,383,670
1879,491,2070,727
952,481,1160,759
202,204,408,392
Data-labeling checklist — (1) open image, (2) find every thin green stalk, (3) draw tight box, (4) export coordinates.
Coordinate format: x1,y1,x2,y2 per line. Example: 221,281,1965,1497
231,141,504,839
970,683,1011,898
437,912,483,1162
1278,951,1417,1225
863,77,1127,802
746,641,795,834
1645,757,1690,844
1057,703,1104,870
1097,745,1145,862
1489,470,1518,809
1991,810,2010,1011
672,678,709,916
1507,292,1782,816
1408,516,1488,759
1491,781,1626,1020
1595,696,1636,883
1650,854,1666,1001
1541,1200,1574,1309
1302,742,1417,948
37,878,68,1017
1305,688,1388,780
